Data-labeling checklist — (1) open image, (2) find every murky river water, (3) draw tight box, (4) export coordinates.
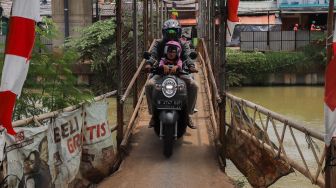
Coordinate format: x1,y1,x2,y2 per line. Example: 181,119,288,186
226,86,324,188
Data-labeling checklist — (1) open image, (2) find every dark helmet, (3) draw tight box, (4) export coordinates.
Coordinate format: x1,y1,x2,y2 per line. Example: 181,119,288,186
162,19,182,41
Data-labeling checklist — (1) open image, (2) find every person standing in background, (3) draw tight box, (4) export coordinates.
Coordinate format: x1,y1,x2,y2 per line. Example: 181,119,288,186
293,23,299,32
171,2,178,20
310,20,316,31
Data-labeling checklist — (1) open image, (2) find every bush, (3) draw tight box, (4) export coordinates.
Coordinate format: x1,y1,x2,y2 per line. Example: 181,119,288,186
66,18,142,94
227,44,326,86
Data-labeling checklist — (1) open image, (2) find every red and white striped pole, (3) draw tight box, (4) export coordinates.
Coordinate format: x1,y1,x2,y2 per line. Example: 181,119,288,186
226,0,239,43
0,0,40,135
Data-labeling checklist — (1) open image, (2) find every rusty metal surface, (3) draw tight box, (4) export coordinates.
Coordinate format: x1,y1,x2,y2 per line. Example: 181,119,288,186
98,63,234,188
226,104,294,187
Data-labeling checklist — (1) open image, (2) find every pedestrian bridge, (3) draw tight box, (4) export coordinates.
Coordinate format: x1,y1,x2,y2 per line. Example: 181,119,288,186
96,39,326,188
2,39,326,188
0,0,331,187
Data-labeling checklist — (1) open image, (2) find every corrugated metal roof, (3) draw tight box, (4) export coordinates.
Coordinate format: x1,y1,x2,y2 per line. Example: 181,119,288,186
1,0,51,18
238,1,278,14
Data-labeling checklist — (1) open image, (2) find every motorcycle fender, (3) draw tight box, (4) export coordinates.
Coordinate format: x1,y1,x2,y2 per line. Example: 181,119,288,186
159,110,179,126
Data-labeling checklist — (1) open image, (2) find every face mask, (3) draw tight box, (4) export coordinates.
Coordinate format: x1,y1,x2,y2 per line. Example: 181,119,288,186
166,29,177,40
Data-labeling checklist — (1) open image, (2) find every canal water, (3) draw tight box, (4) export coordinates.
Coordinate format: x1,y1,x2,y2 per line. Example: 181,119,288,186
226,86,324,188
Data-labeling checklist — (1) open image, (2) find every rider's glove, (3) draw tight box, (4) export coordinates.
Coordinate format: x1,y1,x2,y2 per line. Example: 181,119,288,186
144,64,152,72
163,65,170,75
189,66,198,73
146,59,154,66
170,65,179,74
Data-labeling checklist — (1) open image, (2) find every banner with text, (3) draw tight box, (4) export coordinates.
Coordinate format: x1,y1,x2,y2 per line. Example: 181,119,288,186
0,101,118,187
48,109,84,188
79,101,117,184
2,125,50,188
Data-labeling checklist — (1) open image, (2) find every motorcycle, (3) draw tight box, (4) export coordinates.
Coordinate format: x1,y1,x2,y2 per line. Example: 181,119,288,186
144,51,197,158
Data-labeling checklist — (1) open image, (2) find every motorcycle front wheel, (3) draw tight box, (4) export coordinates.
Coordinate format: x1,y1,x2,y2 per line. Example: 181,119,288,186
163,123,174,158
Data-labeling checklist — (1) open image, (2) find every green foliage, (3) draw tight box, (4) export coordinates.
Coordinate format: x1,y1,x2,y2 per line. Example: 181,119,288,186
66,19,116,66
226,44,326,86
0,17,92,120
66,17,142,94
66,19,118,94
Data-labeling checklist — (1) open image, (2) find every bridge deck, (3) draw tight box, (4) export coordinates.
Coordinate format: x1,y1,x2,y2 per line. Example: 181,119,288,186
98,63,234,188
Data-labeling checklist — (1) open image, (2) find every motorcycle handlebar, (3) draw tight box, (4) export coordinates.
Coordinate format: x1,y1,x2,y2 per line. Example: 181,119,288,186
150,66,190,76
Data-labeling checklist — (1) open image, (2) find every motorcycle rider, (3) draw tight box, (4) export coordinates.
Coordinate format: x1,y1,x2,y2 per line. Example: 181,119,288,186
145,19,198,129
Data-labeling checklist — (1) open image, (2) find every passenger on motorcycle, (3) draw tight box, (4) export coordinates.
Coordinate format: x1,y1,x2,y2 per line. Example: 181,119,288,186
145,19,198,129
159,41,183,74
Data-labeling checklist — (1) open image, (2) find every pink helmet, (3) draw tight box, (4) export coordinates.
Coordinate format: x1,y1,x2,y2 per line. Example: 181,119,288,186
164,40,182,59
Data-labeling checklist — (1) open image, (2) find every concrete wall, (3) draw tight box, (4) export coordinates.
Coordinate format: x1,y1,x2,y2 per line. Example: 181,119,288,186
243,72,325,85
52,0,92,47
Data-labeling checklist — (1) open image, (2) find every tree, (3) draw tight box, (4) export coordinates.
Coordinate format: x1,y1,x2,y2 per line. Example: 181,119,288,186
0,17,92,120
65,19,118,94
66,17,141,94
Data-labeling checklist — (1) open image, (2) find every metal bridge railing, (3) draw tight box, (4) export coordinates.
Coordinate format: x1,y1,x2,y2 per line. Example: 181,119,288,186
197,38,227,168
226,93,325,187
199,32,326,186
13,91,117,128
118,40,157,151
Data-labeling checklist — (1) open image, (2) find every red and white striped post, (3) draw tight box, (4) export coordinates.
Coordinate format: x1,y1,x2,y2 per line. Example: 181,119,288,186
325,0,336,187
0,0,40,135
226,0,239,43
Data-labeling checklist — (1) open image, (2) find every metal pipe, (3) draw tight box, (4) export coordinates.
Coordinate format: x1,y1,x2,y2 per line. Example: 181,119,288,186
156,0,160,39
197,0,202,37
208,0,211,51
120,84,147,148
200,52,219,137
219,0,227,170
133,0,139,108
64,0,69,38
150,0,154,41
198,45,221,103
121,40,157,103
164,2,168,21
211,0,216,67
144,0,148,49
267,10,270,47
204,0,207,40
154,0,160,39
96,0,99,20
161,1,164,34
116,0,124,149
225,93,324,141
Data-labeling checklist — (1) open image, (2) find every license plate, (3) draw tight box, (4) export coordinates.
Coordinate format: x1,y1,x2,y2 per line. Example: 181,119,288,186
157,100,182,109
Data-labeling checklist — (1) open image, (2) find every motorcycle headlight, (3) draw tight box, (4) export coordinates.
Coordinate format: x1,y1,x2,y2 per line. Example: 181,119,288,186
162,78,177,98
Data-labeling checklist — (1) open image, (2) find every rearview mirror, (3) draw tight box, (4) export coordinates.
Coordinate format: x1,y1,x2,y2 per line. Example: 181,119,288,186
143,51,152,60
189,51,198,60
